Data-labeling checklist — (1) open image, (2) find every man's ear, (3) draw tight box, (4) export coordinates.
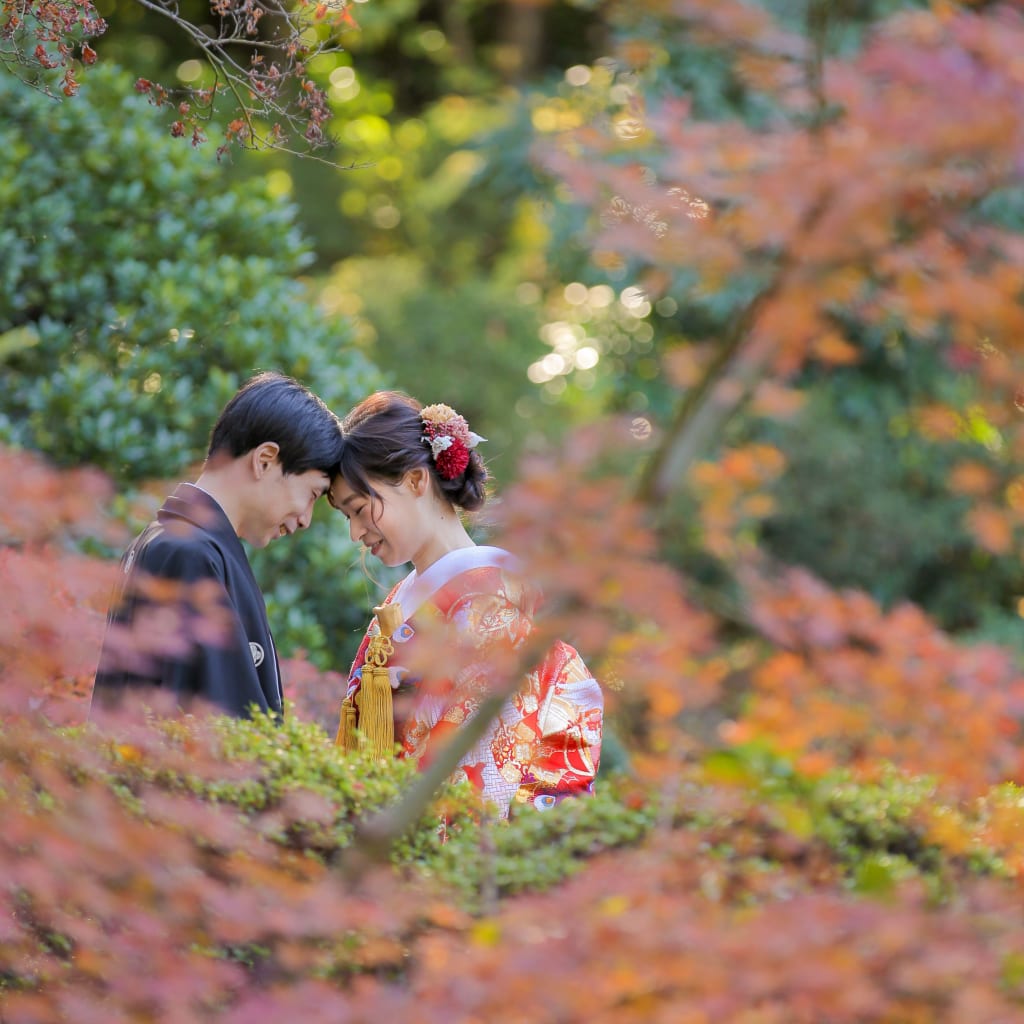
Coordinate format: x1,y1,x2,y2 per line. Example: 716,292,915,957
250,442,281,479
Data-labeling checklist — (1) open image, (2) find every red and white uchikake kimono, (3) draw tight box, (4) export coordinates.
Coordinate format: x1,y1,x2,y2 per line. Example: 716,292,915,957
340,546,604,817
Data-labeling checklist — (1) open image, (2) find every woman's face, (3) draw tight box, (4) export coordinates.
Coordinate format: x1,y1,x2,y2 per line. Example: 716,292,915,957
328,473,426,568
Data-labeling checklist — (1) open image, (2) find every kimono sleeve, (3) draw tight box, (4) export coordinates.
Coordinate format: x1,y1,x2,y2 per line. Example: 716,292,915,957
441,583,604,814
93,542,271,718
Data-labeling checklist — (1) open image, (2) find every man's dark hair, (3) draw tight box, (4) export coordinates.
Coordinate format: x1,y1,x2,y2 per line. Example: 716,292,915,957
208,372,341,474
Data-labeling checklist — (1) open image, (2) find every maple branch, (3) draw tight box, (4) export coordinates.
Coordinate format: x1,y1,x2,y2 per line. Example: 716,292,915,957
804,0,831,134
126,0,345,155
636,291,777,505
344,689,512,863
635,133,1022,508
636,174,839,506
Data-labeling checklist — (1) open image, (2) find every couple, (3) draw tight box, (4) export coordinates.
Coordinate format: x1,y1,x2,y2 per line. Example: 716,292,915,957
92,372,603,815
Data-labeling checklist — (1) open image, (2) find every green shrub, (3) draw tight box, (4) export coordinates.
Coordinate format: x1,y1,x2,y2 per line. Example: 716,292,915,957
0,63,380,482
94,707,656,907
813,770,943,875
424,779,658,910
80,708,1021,918
102,707,471,859
694,745,1005,892
63,713,1024,920
0,63,385,662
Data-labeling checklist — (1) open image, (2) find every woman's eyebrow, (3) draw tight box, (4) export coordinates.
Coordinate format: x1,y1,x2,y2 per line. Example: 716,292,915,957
332,492,362,511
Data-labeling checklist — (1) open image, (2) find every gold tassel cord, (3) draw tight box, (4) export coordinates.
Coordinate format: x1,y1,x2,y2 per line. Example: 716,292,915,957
335,697,357,752
336,601,404,757
359,649,394,757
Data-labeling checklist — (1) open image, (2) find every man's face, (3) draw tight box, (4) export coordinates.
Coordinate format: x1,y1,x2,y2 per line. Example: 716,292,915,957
245,461,330,548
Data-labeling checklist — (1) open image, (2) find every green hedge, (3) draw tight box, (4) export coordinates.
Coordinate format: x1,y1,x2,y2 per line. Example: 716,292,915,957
0,63,379,482
90,711,1013,912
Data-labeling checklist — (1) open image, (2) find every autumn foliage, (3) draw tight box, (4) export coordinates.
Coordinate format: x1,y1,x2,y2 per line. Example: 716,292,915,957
7,0,1024,1020
6,426,1024,1020
0,449,120,723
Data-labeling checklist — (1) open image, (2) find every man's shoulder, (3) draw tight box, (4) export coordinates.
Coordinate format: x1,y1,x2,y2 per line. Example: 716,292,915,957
130,518,228,579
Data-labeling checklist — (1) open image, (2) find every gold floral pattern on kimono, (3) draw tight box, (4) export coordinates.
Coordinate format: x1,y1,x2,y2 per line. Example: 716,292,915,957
345,552,604,816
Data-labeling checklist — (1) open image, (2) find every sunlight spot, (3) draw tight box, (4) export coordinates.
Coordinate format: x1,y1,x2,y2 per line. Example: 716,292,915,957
265,169,293,198
516,282,540,304
532,106,560,132
565,65,591,87
620,286,648,310
375,156,403,181
371,205,401,229
339,190,366,216
631,417,652,440
396,119,427,149
564,282,588,305
541,353,567,377
330,78,360,103
176,60,202,84
613,115,644,140
420,28,446,52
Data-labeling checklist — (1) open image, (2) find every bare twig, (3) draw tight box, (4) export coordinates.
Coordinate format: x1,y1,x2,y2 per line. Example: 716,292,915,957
2,0,357,158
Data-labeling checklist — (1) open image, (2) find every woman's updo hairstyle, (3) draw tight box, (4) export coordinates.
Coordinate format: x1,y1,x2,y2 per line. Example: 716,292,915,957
338,391,488,512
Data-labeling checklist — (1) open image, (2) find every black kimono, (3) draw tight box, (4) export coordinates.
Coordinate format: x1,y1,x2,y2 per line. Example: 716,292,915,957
92,483,283,718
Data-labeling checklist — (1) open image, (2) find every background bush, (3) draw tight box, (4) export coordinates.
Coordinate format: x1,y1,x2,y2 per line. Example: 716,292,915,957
0,64,388,667
0,63,379,483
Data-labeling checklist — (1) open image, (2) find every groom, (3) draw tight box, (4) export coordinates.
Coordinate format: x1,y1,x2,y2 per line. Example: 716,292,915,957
92,372,341,719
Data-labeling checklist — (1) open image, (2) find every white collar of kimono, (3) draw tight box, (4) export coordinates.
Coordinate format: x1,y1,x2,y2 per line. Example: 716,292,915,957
392,545,518,622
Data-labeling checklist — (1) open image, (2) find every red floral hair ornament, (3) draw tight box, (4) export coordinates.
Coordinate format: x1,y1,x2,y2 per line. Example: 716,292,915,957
420,403,486,480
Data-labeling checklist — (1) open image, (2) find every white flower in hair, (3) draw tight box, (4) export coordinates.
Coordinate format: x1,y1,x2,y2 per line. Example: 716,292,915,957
426,435,455,457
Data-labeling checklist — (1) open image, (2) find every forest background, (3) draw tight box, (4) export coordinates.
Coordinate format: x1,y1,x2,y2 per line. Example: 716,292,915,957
6,0,1024,671
6,0,1024,1020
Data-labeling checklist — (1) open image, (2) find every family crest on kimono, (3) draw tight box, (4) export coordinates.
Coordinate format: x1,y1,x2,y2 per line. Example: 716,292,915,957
329,391,604,817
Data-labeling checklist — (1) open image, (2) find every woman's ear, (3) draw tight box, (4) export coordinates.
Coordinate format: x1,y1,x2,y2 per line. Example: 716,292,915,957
251,442,281,479
405,466,431,496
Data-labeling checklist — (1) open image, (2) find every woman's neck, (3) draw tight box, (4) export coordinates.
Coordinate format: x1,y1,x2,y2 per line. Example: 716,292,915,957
411,509,475,574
